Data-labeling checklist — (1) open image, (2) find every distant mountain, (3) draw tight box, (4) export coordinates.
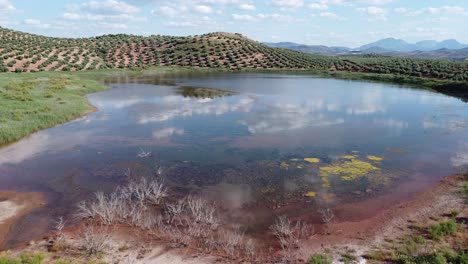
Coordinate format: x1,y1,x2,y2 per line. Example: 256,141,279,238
264,42,301,48
264,42,350,55
386,48,468,61
358,38,415,52
357,38,468,52
264,38,468,60
358,46,393,54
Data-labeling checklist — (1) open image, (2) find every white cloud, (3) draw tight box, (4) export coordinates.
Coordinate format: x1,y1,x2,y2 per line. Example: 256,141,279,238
358,6,388,20
62,13,82,20
23,18,41,25
194,5,213,14
257,13,292,21
452,144,468,167
271,0,304,8
152,127,184,139
23,18,51,28
0,0,14,13
309,3,328,10
239,3,256,11
394,7,408,14
232,13,292,22
393,6,467,17
79,0,139,14
427,6,466,15
320,12,344,20
362,0,393,5
155,6,178,17
138,95,255,124
58,0,144,33
62,13,145,22
320,11,337,18
232,14,256,21
164,21,197,27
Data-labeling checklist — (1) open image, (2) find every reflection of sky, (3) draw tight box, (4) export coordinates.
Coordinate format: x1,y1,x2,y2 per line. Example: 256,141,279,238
136,95,255,124
0,74,467,171
452,143,468,168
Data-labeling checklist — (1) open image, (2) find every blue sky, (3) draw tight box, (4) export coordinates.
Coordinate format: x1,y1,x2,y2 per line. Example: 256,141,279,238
0,0,467,47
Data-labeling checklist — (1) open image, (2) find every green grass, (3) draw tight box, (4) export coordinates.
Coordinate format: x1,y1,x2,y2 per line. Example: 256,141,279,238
428,220,458,240
397,248,468,264
0,71,107,145
0,253,45,264
308,253,332,264
340,249,358,264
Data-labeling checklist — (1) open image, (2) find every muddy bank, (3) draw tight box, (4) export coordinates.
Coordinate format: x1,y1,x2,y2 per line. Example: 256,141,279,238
297,174,466,259
0,174,464,263
0,192,45,248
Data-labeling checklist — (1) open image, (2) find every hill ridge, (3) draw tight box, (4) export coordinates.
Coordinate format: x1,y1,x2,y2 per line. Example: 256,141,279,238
0,27,467,83
0,27,338,73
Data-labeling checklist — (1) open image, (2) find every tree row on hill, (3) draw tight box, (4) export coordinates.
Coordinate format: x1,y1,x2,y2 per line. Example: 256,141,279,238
0,27,467,82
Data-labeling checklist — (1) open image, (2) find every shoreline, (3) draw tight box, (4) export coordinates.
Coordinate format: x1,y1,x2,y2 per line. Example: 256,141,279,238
0,192,45,248
0,174,464,263
0,67,466,147
294,173,466,262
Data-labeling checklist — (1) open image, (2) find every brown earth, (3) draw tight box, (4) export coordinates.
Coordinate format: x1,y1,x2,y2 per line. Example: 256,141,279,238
0,175,464,263
296,174,466,260
0,192,45,248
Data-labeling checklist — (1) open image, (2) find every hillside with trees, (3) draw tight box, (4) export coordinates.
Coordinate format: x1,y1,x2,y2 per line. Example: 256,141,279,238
1,27,467,83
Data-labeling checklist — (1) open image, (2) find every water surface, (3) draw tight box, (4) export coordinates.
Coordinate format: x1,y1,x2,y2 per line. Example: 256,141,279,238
1,73,467,245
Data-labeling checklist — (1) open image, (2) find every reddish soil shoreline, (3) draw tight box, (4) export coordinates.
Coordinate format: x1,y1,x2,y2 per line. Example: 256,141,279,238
0,174,464,263
297,174,465,257
0,191,45,248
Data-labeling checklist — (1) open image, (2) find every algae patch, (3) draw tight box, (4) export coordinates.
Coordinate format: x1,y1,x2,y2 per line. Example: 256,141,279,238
280,162,289,169
320,159,380,181
304,157,320,164
367,155,384,162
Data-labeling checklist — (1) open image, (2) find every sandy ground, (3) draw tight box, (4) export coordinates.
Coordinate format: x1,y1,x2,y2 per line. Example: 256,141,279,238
0,201,17,224
0,192,45,248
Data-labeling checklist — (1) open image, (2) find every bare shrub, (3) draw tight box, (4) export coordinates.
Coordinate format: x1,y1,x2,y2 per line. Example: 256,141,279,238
320,208,335,234
54,216,65,238
219,225,245,257
165,198,187,225
119,177,168,207
75,192,121,225
244,238,256,261
186,195,219,228
271,216,294,250
160,224,192,246
136,148,151,158
49,216,67,252
77,225,111,256
270,215,315,262
76,176,168,227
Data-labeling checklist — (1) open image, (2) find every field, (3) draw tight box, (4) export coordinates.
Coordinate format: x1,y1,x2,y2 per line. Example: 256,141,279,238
0,27,467,84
